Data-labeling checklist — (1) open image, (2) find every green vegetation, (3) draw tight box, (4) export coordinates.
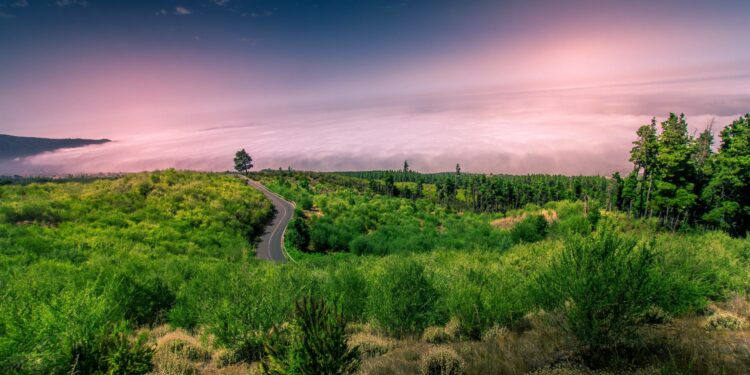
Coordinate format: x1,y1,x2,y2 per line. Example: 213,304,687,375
337,114,750,238
260,297,360,375
0,170,273,373
537,226,659,355
338,170,611,212
615,113,750,236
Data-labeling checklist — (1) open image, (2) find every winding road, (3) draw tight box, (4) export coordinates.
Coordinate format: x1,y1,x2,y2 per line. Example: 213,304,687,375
243,177,295,262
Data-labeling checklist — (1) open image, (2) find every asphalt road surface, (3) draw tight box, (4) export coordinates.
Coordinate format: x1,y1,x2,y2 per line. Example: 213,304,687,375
244,177,294,262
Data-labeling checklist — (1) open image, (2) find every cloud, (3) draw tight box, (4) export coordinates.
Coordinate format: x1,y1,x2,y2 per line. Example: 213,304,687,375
238,37,259,46
56,0,88,7
241,10,273,17
157,6,192,16
0,10,15,18
12,0,28,7
174,6,192,15
212,0,230,6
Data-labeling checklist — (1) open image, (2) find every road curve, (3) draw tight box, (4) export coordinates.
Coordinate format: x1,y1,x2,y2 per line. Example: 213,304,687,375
243,177,294,262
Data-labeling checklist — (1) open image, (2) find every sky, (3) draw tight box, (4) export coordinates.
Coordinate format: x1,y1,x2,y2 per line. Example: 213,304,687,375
1,0,750,175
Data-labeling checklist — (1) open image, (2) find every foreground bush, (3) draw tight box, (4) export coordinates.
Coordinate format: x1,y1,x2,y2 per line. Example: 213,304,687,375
71,322,153,375
261,297,360,374
537,225,659,353
369,259,441,336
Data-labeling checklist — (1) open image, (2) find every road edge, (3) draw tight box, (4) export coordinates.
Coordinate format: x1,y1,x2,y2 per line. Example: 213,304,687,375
238,174,297,263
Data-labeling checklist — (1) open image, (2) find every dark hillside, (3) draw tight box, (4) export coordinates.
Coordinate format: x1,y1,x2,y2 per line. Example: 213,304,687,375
0,134,110,159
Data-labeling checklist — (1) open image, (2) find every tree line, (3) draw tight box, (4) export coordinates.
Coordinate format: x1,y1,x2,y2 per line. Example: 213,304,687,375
610,113,749,236
338,171,611,213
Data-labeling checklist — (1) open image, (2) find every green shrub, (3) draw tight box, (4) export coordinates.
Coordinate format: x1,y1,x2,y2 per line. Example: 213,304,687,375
511,215,548,243
261,297,359,375
70,323,153,375
551,215,591,236
259,323,298,375
309,217,355,252
327,266,369,322
369,259,441,336
536,226,659,353
104,330,154,375
184,263,302,359
211,348,235,368
109,274,175,326
288,212,311,251
1,201,65,225
299,195,314,210
231,332,265,363
587,206,601,228
419,347,464,375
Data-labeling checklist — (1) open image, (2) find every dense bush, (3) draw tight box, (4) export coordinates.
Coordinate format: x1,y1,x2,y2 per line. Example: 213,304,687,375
108,273,175,326
327,266,369,321
287,210,311,251
262,174,513,255
261,297,359,374
369,260,441,336
510,214,548,243
536,225,659,353
70,322,153,375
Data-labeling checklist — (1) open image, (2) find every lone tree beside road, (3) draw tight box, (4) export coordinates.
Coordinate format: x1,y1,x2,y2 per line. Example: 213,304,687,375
234,149,253,175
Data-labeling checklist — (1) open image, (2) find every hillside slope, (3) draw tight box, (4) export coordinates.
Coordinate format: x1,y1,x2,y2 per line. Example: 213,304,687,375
0,134,111,159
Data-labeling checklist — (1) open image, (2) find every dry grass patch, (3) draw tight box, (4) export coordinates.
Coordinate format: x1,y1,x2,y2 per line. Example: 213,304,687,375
351,333,397,359
145,326,259,375
360,312,577,375
642,308,750,374
422,326,450,344
456,316,579,374
444,317,463,340
419,346,464,375
481,325,510,343
706,310,745,331
359,340,430,375
528,363,664,375
200,362,258,375
151,329,212,375
491,210,558,229
303,208,323,218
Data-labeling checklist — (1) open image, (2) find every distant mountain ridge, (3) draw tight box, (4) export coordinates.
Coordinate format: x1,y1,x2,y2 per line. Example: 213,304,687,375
0,134,111,160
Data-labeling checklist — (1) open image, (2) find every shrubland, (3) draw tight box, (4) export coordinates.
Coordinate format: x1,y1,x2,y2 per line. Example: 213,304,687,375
0,170,272,373
1,166,749,373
